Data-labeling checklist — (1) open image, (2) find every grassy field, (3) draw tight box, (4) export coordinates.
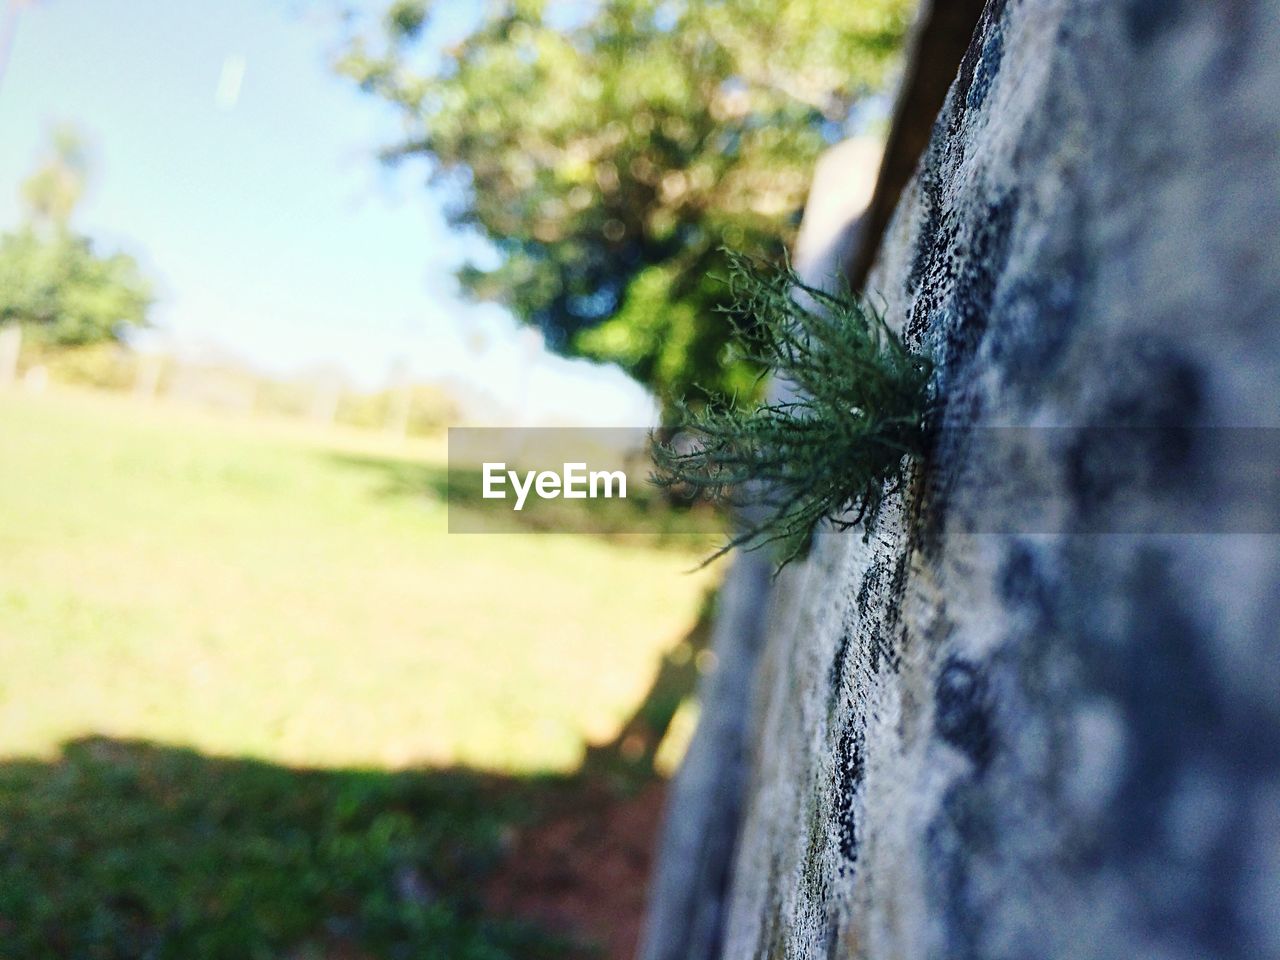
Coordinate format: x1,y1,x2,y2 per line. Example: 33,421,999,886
0,387,714,959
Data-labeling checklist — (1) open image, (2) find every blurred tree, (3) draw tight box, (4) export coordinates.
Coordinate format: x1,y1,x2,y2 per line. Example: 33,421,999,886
0,127,152,346
21,125,88,229
340,0,913,415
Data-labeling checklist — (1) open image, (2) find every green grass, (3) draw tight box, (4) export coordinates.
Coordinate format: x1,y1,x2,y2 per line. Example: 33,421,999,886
0,387,713,959
0,738,574,960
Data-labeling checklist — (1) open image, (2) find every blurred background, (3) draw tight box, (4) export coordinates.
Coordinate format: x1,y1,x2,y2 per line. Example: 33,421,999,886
0,0,912,956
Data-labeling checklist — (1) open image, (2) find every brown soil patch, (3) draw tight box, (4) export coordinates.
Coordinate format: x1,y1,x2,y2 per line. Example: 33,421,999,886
485,779,667,960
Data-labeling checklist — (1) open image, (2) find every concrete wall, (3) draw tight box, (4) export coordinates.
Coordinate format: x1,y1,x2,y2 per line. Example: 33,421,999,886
714,1,1280,957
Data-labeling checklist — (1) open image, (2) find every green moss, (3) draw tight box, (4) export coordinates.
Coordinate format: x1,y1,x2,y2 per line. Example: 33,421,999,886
652,253,933,567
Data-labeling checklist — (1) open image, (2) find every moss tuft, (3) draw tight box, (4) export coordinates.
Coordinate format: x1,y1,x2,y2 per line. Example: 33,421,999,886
652,252,933,567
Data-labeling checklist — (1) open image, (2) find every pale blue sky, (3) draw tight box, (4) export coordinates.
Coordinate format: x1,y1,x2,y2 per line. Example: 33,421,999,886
0,0,657,425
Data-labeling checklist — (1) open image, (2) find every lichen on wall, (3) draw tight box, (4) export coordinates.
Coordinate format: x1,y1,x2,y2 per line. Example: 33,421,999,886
720,1,1280,957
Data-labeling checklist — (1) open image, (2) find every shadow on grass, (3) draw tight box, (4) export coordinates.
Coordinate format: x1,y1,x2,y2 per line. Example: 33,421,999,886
0,737,583,960
326,451,454,504
0,596,719,960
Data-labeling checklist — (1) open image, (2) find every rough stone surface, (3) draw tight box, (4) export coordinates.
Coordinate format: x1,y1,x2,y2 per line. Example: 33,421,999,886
719,2,1280,958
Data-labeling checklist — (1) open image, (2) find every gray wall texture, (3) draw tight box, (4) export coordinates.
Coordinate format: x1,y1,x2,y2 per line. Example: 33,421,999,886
654,0,1280,957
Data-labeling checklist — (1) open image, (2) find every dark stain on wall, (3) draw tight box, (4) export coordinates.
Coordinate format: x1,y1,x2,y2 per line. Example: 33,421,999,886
949,0,1010,136
1070,545,1257,955
998,542,1057,634
1123,0,1184,46
940,192,1019,377
934,658,995,773
925,782,997,960
833,720,867,872
985,188,1088,400
826,631,851,724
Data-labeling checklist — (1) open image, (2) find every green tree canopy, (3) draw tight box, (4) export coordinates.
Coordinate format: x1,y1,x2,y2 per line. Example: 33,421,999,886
0,127,152,346
341,0,912,414
0,229,152,346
